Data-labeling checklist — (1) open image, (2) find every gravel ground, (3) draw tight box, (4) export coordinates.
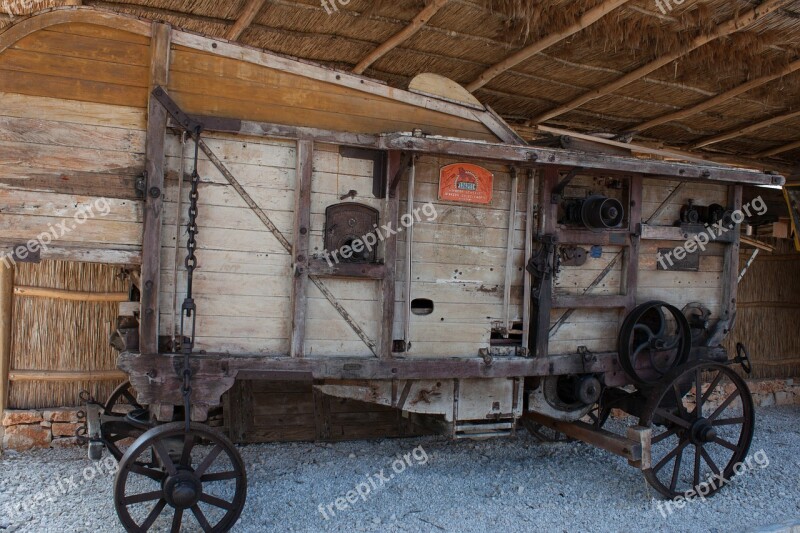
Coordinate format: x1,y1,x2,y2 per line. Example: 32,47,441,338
1,405,798,533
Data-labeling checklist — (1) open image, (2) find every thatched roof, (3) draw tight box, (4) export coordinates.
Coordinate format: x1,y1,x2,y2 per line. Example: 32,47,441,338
3,0,800,175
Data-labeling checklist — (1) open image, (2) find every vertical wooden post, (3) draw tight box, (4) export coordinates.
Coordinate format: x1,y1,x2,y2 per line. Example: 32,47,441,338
721,185,743,321
623,175,643,313
532,167,558,357
0,262,13,412
139,22,171,354
380,152,402,358
290,140,313,358
503,167,519,335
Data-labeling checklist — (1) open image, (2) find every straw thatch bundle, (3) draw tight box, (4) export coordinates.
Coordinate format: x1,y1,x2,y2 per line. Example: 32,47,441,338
9,260,128,409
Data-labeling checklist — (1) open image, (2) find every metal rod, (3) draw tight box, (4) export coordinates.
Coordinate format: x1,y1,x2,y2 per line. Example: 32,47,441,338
738,248,759,283
521,169,536,353
503,167,519,336
403,157,416,348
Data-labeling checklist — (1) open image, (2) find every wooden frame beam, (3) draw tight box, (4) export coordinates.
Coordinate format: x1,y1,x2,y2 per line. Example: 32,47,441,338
290,139,313,358
465,0,631,92
689,109,800,149
531,0,791,124
224,0,268,41
139,22,171,355
8,369,126,382
13,286,128,302
629,58,800,135
353,0,449,75
756,138,800,158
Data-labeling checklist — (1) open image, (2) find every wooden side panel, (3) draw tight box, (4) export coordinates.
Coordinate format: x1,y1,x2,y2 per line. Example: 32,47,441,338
0,93,145,261
167,47,497,141
393,156,529,356
637,178,727,316
159,132,296,353
305,144,383,357
0,23,149,108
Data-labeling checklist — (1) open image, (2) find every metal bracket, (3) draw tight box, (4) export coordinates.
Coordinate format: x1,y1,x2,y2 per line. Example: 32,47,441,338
151,86,204,136
389,152,413,197
550,167,583,204
339,146,389,199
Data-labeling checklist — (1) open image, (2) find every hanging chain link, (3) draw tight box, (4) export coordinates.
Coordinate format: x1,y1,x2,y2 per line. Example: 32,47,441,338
179,125,203,432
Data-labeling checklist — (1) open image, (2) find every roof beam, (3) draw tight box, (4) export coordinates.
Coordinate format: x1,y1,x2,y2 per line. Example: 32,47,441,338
756,139,800,158
531,0,791,124
465,0,632,92
225,0,268,41
688,109,800,149
629,57,800,134
352,0,449,75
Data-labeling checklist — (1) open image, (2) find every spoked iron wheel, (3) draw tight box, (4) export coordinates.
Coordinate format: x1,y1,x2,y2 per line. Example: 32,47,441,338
104,381,149,461
640,360,754,499
114,422,247,532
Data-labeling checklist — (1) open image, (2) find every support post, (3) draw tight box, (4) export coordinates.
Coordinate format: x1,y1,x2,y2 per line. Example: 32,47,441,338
140,22,171,354
0,262,13,412
381,152,402,357
521,170,535,353
503,167,519,335
290,140,313,358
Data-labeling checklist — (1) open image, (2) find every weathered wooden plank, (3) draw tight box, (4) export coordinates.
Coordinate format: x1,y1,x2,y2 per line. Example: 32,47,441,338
139,22,171,355
0,92,146,129
290,140,312,358
0,262,12,411
0,140,143,172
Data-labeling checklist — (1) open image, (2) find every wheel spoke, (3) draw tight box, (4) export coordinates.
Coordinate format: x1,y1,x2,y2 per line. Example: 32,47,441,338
201,471,239,482
195,444,223,477
152,440,178,476
128,463,167,482
180,432,197,467
693,444,701,488
632,341,650,359
140,499,168,531
712,417,744,426
700,446,721,476
191,504,213,533
200,492,235,511
700,371,724,407
661,335,680,350
654,408,691,429
652,425,679,444
673,384,689,419
712,436,741,452
670,446,684,493
121,389,143,409
122,490,163,505
653,439,690,473
708,391,739,421
171,508,184,533
633,324,655,339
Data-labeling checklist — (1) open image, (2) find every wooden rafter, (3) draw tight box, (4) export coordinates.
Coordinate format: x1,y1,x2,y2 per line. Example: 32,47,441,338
531,0,791,124
352,0,449,75
629,58,800,134
465,0,632,92
689,109,800,149
757,139,800,158
225,0,268,41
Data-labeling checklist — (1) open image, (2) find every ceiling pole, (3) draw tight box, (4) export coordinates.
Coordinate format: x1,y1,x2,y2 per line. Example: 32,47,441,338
688,109,800,149
629,58,800,135
530,0,791,124
352,0,449,75
465,0,632,92
225,0,268,41
756,139,800,158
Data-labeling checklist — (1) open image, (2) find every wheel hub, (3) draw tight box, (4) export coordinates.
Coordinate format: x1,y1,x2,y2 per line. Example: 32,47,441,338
690,417,717,444
164,470,202,509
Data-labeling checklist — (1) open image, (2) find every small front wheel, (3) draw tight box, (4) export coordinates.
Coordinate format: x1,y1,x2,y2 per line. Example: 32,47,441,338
114,422,247,532
640,361,754,499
